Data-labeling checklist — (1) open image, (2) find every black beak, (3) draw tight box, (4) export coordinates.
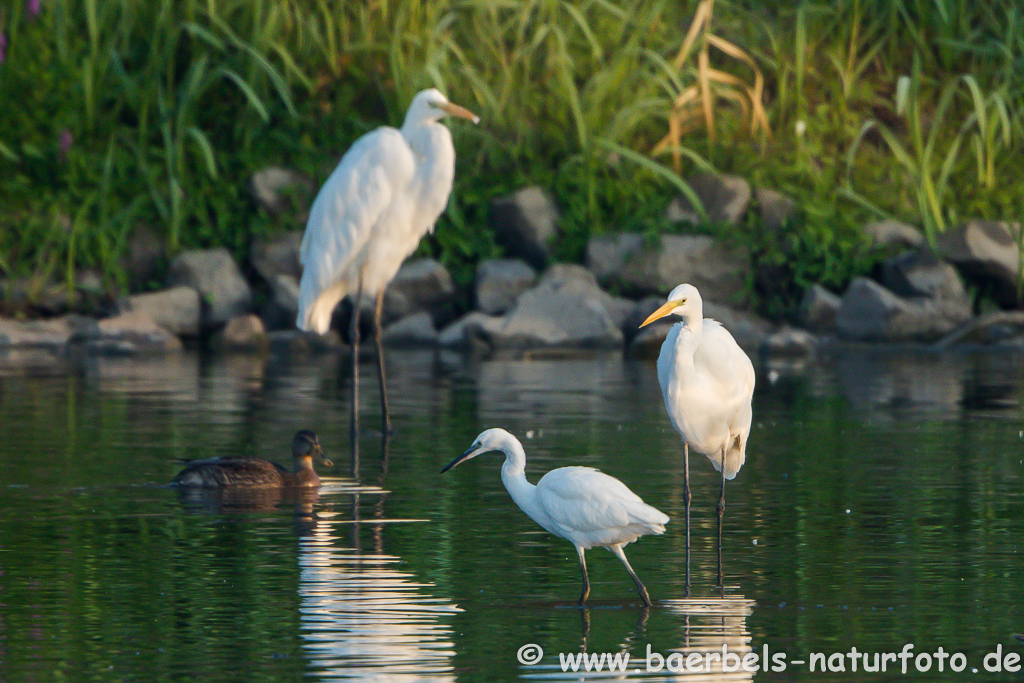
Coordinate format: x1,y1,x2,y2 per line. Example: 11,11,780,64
440,446,476,474
314,443,333,467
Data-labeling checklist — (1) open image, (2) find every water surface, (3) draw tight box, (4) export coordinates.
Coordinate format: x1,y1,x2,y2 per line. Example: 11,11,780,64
1,346,1022,680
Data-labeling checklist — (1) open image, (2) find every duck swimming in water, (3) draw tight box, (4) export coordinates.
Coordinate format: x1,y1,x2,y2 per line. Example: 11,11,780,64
172,430,332,488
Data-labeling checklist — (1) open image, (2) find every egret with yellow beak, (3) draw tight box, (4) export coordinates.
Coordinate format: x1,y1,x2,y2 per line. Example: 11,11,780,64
640,283,755,586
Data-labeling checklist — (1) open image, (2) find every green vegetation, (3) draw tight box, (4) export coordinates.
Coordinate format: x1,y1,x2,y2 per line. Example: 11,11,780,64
1,0,1023,317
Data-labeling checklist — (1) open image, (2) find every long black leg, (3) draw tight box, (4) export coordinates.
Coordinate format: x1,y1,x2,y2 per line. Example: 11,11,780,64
610,545,652,607
576,546,590,606
350,280,363,458
373,289,392,437
684,442,691,592
717,447,726,586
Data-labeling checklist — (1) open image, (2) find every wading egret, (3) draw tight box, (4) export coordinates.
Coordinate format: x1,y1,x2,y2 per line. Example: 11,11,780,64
441,428,669,606
172,430,332,488
296,89,479,438
640,284,755,586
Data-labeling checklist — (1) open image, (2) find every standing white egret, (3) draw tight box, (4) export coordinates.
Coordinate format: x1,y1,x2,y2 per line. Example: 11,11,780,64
296,89,478,439
640,284,755,586
441,428,669,606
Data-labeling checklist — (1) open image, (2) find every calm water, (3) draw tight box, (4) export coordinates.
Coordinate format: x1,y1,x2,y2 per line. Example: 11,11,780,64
1,345,1022,681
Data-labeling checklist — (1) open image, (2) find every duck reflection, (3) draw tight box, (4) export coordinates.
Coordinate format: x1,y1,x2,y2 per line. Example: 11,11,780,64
297,511,460,681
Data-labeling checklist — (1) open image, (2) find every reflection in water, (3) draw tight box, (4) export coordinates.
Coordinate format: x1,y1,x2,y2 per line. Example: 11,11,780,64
298,500,460,681
662,595,756,681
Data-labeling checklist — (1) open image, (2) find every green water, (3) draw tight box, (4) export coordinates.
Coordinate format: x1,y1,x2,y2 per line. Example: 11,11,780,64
0,347,1022,681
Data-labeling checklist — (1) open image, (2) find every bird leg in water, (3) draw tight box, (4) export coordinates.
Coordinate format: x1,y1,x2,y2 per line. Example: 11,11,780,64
684,442,691,590
350,279,363,456
576,546,590,606
717,447,726,586
373,289,392,436
609,544,653,607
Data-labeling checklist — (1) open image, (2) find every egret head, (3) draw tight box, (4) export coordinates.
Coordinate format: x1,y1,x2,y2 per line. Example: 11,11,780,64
293,430,333,467
441,428,517,473
405,88,480,127
639,283,703,328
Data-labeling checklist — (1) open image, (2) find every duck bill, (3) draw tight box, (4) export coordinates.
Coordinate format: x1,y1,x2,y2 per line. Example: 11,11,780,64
314,444,333,468
440,446,479,474
439,101,480,124
640,300,678,328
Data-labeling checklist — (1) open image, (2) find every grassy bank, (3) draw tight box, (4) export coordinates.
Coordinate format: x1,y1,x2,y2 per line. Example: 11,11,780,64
1,0,1022,317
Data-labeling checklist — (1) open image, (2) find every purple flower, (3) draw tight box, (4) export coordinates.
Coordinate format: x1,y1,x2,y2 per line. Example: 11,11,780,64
59,129,73,160
26,0,41,17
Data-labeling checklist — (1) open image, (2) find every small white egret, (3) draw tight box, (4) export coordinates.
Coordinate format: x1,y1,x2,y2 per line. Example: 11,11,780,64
296,89,479,437
442,428,669,606
640,284,755,586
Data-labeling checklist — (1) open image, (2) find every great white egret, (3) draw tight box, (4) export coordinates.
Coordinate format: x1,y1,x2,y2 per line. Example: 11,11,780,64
442,428,669,606
296,89,479,439
640,283,755,586
172,430,332,487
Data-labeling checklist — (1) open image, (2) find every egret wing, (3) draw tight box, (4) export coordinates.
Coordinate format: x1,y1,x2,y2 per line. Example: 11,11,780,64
298,128,416,319
694,320,755,409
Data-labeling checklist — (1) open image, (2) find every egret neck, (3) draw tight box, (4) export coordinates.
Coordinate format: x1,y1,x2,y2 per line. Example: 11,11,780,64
498,440,547,528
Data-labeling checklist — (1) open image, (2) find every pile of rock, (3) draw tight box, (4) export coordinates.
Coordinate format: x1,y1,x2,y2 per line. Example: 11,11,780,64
2,173,1022,357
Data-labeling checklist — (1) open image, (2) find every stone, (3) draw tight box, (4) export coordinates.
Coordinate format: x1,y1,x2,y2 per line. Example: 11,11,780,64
122,286,201,337
475,259,537,315
881,251,968,302
388,259,456,318
665,173,751,226
0,315,91,348
835,277,972,341
761,326,818,356
382,312,438,346
489,187,560,268
488,269,623,349
437,312,504,348
702,301,773,350
167,248,253,329
585,233,643,283
213,314,268,351
267,329,344,355
77,311,183,354
864,219,925,250
250,231,303,283
249,167,315,215
755,188,797,233
799,284,842,332
628,319,674,359
616,234,748,302
936,220,1023,308
125,226,166,289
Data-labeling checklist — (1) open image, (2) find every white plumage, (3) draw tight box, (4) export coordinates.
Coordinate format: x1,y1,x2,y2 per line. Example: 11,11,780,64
296,88,478,334
641,283,755,585
442,428,668,606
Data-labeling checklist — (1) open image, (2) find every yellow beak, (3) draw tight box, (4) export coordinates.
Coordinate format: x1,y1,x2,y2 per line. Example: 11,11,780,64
439,101,480,124
639,300,681,328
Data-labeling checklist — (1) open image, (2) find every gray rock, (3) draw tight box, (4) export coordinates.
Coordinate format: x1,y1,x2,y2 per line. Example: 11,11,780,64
535,264,635,330
438,312,504,348
122,286,201,337
489,187,560,268
250,231,303,283
836,277,972,341
382,312,438,346
249,167,315,215
271,274,300,319
937,220,1023,308
167,248,253,329
864,220,925,250
616,234,748,302
475,259,537,315
665,173,751,226
77,311,183,354
488,270,623,349
799,284,842,332
603,296,637,334
0,315,91,348
388,259,456,318
755,188,797,233
628,319,674,359
761,326,818,356
882,251,969,302
214,314,268,351
585,233,643,283
125,226,165,289
702,301,773,350
267,329,344,354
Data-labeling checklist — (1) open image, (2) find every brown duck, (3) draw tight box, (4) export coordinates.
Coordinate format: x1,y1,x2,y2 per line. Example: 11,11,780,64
172,430,332,488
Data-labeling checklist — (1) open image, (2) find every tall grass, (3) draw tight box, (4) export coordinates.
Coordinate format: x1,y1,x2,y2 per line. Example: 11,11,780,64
1,0,1024,314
